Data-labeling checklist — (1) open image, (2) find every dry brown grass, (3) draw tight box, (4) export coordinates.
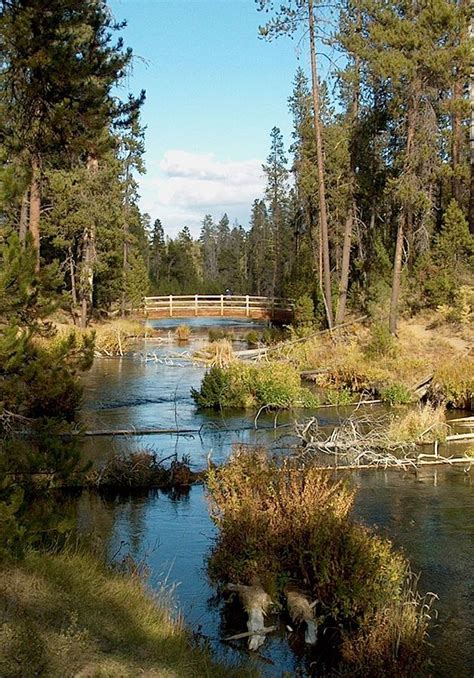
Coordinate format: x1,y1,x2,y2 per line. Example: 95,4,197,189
340,572,436,677
193,339,236,368
388,404,448,444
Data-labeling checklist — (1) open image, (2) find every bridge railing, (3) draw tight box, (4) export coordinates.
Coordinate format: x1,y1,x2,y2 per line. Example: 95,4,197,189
144,294,293,317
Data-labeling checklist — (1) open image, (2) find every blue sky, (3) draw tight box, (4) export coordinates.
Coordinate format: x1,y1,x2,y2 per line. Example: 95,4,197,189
109,0,323,236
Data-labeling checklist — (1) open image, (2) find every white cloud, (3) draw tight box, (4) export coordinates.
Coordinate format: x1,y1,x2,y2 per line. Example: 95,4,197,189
138,149,265,237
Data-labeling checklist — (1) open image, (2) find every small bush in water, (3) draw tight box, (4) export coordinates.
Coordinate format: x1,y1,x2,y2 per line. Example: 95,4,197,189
245,330,260,347
192,362,319,409
207,447,432,675
208,327,234,342
175,324,191,342
325,387,354,406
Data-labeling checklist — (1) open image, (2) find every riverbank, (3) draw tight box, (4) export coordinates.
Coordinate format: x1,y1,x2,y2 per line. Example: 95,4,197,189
0,549,253,678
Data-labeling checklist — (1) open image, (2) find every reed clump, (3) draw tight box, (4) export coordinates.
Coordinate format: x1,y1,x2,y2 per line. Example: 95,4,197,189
340,573,436,677
193,339,236,368
88,451,195,490
429,356,474,409
175,324,191,342
94,319,150,356
192,362,319,409
207,447,432,673
388,404,448,444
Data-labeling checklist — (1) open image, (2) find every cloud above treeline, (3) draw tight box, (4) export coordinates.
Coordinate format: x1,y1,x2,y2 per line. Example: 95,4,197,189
139,149,265,237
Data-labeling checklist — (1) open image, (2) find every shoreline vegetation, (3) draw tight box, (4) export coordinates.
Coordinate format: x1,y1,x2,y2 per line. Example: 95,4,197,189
0,549,254,678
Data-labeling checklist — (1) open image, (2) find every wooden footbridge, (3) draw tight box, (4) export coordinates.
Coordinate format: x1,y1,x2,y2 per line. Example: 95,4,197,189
144,295,293,322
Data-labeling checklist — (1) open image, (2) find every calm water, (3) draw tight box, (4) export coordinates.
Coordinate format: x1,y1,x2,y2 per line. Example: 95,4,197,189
77,319,474,677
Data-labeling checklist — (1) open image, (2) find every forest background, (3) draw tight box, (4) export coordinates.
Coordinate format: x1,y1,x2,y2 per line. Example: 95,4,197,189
1,0,473,335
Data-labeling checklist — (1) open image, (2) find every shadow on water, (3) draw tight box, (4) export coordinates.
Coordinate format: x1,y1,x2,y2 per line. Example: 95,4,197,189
61,319,474,676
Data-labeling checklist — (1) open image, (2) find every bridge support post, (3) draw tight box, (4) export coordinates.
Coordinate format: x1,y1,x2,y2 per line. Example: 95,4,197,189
195,294,198,316
169,295,173,317
246,295,250,317
220,294,224,316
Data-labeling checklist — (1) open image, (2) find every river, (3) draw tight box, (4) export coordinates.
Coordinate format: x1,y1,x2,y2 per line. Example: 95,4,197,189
76,319,473,677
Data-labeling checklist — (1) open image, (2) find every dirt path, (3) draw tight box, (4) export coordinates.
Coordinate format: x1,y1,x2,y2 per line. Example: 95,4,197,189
400,318,472,354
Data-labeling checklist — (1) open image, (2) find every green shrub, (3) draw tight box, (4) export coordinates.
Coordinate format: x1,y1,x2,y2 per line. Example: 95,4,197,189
292,293,315,336
245,330,260,347
208,448,409,625
192,362,319,409
380,383,413,406
365,322,396,359
325,388,354,406
208,327,234,342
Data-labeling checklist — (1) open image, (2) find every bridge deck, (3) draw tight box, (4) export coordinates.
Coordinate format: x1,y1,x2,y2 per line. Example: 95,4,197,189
144,295,293,322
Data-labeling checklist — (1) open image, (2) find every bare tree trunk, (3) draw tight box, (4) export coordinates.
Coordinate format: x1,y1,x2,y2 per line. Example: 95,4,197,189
19,187,29,247
452,76,463,204
335,46,360,326
308,0,333,327
121,160,131,317
389,213,404,335
29,155,41,271
80,155,98,328
389,87,417,334
335,209,354,325
68,246,78,308
469,5,474,233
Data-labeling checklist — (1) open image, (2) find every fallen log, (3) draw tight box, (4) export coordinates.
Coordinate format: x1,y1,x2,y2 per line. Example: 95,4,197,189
76,427,200,437
234,315,368,361
446,432,474,443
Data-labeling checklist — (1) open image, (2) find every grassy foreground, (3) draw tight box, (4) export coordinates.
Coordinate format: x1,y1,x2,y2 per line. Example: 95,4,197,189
0,550,253,678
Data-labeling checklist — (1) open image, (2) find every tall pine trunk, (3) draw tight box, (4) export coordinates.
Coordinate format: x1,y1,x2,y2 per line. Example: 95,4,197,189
469,6,474,233
308,0,333,327
80,156,98,328
335,50,360,326
335,209,354,325
29,155,41,271
121,160,131,318
389,86,417,334
19,187,29,247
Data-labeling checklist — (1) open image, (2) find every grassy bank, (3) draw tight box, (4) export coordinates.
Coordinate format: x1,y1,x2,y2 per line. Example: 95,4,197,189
0,549,253,678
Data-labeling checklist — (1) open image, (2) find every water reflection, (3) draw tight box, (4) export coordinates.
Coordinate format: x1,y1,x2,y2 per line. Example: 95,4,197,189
74,319,473,677
67,467,474,677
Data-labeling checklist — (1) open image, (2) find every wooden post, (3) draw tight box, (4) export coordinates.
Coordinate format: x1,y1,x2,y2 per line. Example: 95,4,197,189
246,295,250,317
195,294,198,316
169,295,173,317
220,294,224,316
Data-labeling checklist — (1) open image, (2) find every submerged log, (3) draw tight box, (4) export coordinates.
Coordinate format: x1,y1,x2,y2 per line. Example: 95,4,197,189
226,583,274,651
285,586,317,645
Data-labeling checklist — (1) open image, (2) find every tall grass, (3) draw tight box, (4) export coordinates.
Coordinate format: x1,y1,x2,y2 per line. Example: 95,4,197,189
388,404,448,443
